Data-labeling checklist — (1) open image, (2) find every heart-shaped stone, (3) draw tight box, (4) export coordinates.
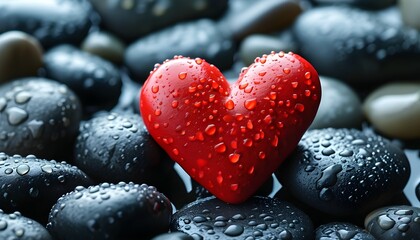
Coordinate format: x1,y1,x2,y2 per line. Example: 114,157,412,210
140,52,321,203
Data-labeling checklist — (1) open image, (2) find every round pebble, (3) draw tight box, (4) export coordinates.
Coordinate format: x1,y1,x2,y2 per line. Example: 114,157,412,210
316,222,376,240
276,128,411,217
81,31,126,64
0,210,53,240
75,112,163,184
310,76,363,129
47,182,172,240
0,0,93,48
365,205,420,239
399,0,420,29
171,196,314,239
0,31,43,83
0,152,93,224
43,44,122,114
363,82,420,139
0,78,82,160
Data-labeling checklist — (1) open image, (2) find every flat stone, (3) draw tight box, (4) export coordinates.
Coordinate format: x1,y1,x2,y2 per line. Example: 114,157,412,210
363,82,420,139
81,31,125,64
0,31,43,83
399,0,420,29
310,76,363,129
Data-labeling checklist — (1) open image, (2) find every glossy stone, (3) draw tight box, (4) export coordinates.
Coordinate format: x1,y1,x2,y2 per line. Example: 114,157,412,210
276,128,411,217
310,0,396,9
399,0,420,29
0,210,53,240
81,31,125,64
219,0,301,41
0,153,93,224
171,196,314,239
239,32,298,65
310,76,363,129
293,6,420,85
0,31,43,83
43,45,122,113
363,82,420,139
316,222,376,240
0,78,82,160
365,205,420,240
151,232,194,240
124,19,234,82
0,0,93,48
47,183,172,240
88,0,228,41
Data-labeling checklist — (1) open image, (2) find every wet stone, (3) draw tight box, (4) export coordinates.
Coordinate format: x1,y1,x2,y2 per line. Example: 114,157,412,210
151,232,194,240
43,45,122,114
365,205,420,240
0,0,93,48
293,6,420,85
416,182,420,202
47,183,172,240
0,31,43,83
81,31,125,64
88,0,228,41
0,210,53,240
310,0,396,9
276,128,411,217
310,76,363,130
363,82,420,139
399,0,420,29
316,222,375,240
171,196,314,239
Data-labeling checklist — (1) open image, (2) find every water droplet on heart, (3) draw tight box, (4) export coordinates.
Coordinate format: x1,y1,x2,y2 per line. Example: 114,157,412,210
271,135,279,147
209,94,215,102
189,86,197,93
304,72,311,79
195,58,203,64
171,100,178,108
283,68,291,74
260,58,267,64
259,71,266,76
279,51,285,57
230,140,237,149
246,120,253,129
214,143,226,153
263,115,272,124
230,184,239,191
244,98,257,110
216,175,223,184
151,85,159,93
305,90,311,97
172,148,179,155
291,82,298,88
229,153,240,163
295,103,305,112
244,85,253,93
204,125,216,136
243,139,253,147
248,166,255,174
239,82,248,90
225,100,234,110
154,109,161,116
178,72,187,80
258,151,266,159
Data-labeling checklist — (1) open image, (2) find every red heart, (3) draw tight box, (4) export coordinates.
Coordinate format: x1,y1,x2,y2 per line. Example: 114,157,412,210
140,52,321,203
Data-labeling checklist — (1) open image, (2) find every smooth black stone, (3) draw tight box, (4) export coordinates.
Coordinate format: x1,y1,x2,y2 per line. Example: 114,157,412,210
124,19,234,83
293,6,420,85
316,222,376,240
0,210,53,240
365,205,420,240
43,45,122,114
276,128,411,217
89,0,228,41
47,183,172,240
171,196,314,240
310,0,396,9
0,0,94,48
0,153,93,224
0,78,82,160
151,232,194,240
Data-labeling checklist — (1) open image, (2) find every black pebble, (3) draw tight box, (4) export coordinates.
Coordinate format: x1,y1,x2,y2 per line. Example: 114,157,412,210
43,45,122,114
365,205,420,240
74,112,163,184
0,210,53,240
47,182,173,240
0,153,93,224
150,232,194,240
0,78,82,160
316,222,376,240
276,128,410,217
171,196,314,240
309,0,396,9
0,0,94,48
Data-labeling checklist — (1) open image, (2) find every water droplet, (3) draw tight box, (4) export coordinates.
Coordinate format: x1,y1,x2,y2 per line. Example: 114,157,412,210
224,224,244,236
319,188,333,201
283,68,291,74
195,58,203,64
225,100,235,110
305,165,315,172
29,187,39,198
339,150,354,157
214,142,226,153
259,71,266,76
151,85,159,93
244,98,257,110
243,139,253,147
304,72,311,79
205,124,216,136
15,91,32,104
279,229,292,239
246,120,253,129
378,215,395,230
4,168,13,174
239,82,248,90
295,103,305,112
230,184,239,191
154,109,161,116
395,209,413,215
0,98,7,112
16,164,30,175
229,153,240,163
291,82,298,88
178,72,187,80
171,100,179,108
0,220,7,230
6,107,28,125
216,175,223,184
271,135,279,147
317,164,342,189
58,175,65,183
193,216,207,223
322,148,335,156
13,228,24,237
351,139,365,145
258,151,266,159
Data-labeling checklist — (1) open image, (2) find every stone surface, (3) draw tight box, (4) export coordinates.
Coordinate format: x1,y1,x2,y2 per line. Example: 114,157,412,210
316,222,376,240
0,0,93,48
365,205,420,240
293,6,420,85
310,0,396,9
81,31,125,64
171,196,314,239
0,210,53,240
124,19,234,83
363,82,420,139
0,31,43,83
399,0,420,29
276,128,411,217
88,0,228,41
310,76,363,129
